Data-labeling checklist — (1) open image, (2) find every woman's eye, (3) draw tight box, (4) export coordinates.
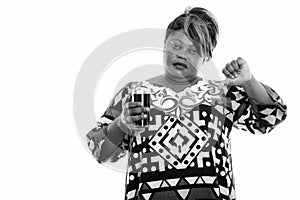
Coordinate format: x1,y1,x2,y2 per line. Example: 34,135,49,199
172,44,180,50
190,50,198,55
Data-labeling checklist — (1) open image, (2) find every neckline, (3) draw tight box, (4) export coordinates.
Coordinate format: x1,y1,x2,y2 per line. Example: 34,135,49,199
143,77,204,95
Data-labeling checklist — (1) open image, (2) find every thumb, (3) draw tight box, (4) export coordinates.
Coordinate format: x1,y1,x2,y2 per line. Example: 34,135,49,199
218,78,233,89
237,57,247,68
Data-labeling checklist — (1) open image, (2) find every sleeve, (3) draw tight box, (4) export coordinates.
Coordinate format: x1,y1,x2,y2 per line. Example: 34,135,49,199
226,82,287,135
86,82,133,163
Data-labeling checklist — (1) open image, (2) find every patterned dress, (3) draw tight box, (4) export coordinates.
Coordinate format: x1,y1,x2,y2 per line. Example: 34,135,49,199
87,78,287,200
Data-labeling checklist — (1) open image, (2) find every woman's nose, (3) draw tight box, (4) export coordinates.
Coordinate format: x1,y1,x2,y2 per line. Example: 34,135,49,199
176,54,187,61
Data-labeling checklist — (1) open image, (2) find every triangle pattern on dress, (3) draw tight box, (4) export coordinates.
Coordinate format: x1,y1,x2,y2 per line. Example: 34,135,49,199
141,183,150,190
185,176,198,184
196,177,204,184
142,193,152,200
202,176,216,184
160,180,170,188
177,189,189,199
214,187,220,196
147,180,162,189
177,178,189,186
166,178,180,186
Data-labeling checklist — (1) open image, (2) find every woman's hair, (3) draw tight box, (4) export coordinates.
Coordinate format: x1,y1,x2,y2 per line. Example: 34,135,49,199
165,7,219,60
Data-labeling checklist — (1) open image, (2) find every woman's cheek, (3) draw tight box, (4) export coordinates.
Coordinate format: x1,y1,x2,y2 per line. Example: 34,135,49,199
164,51,174,67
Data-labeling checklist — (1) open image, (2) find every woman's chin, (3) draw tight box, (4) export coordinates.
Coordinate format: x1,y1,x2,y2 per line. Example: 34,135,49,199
164,65,190,78
167,70,188,79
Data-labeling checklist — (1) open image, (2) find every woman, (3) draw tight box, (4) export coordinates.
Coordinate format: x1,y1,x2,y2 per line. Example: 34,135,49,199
86,7,287,200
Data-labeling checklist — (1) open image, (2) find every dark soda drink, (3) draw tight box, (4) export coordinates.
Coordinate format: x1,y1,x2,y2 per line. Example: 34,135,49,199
131,89,150,127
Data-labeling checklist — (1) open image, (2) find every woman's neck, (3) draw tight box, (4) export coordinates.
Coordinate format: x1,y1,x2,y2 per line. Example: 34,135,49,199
163,73,201,85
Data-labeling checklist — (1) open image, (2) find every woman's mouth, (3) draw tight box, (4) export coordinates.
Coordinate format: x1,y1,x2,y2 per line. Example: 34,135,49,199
172,62,187,70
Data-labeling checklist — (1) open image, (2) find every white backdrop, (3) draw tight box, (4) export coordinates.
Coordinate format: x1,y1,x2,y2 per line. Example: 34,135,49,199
0,0,299,199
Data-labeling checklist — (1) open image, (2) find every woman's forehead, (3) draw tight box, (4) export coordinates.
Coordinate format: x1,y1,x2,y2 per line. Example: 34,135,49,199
167,31,195,47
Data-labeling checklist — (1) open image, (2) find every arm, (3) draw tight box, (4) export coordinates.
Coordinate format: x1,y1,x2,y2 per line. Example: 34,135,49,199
86,83,132,163
241,75,274,104
226,82,287,134
222,57,287,134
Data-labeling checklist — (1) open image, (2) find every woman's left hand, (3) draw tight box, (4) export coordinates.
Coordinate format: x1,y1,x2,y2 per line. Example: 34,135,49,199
220,57,253,88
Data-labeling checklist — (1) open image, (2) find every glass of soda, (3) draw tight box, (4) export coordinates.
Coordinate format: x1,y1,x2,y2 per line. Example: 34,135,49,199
130,86,150,127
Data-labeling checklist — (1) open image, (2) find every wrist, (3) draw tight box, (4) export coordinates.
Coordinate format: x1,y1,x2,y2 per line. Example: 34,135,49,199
115,115,131,134
241,74,254,88
106,118,127,146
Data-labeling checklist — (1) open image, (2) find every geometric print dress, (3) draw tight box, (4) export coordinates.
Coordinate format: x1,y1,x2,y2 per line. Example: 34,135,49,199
86,78,287,200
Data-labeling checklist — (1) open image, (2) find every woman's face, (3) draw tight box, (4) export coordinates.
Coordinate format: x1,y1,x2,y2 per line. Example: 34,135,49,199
163,30,205,81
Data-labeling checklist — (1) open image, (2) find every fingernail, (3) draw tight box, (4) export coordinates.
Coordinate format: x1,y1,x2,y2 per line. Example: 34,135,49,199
230,75,235,79
143,114,148,118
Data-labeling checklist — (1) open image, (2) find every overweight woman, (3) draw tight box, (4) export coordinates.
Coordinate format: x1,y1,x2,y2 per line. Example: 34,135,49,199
86,7,287,200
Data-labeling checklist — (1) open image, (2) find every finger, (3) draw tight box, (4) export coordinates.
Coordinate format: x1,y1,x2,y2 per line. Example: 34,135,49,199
129,107,144,115
222,68,232,78
125,102,142,109
230,60,240,77
128,107,150,115
230,60,240,71
125,115,139,123
225,63,235,74
127,114,147,122
223,66,235,79
237,57,246,67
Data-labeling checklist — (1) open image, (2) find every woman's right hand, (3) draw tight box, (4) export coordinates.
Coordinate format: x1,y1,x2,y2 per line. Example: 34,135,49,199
119,102,149,133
